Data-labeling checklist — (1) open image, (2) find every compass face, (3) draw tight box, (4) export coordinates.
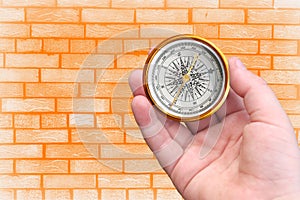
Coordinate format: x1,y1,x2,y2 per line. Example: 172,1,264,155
144,35,230,121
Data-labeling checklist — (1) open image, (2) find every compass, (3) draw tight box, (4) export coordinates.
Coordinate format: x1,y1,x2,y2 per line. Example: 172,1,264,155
143,34,230,121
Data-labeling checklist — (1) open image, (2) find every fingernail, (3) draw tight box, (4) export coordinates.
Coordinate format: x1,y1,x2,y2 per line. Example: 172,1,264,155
235,59,247,70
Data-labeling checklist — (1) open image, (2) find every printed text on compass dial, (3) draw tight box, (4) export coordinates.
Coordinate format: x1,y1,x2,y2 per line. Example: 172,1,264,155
148,40,225,118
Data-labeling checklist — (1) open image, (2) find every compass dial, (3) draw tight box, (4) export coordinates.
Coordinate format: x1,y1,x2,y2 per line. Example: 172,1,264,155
144,35,230,121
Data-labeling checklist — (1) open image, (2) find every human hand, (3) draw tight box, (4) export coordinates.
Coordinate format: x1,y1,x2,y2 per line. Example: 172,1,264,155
129,57,300,200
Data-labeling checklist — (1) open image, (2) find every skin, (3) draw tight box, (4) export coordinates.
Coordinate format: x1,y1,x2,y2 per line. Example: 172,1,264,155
129,57,300,200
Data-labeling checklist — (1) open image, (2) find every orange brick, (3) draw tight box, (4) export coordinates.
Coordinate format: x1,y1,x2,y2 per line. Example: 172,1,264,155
101,189,126,200
112,98,131,113
124,113,138,128
16,190,42,200
220,0,272,8
46,144,97,158
0,114,13,128
61,54,87,68
124,39,149,53
117,54,146,68
0,8,24,22
125,129,145,143
274,25,300,40
26,83,77,97
2,0,55,6
0,129,13,143
57,98,110,113
97,39,123,53
274,0,300,8
270,85,298,99
41,114,67,128
260,40,298,55
69,114,95,128
71,129,124,143
274,56,300,70
16,160,68,174
220,25,272,39
101,144,153,159
44,175,96,188
0,54,3,67
70,160,122,173
41,69,94,83
129,189,154,200
280,100,300,114
261,71,300,84
96,69,131,83
0,190,14,199
16,129,68,143
140,24,193,38
248,9,300,24
0,24,30,37
193,9,245,23
211,39,258,54
73,190,98,200
80,83,114,97
57,0,110,7
229,55,271,69
153,174,175,188
167,0,218,7
45,190,71,200
136,9,188,23
0,175,40,188
289,115,300,128
17,39,42,53
0,39,15,52
14,114,40,129
0,145,42,158
125,159,162,173
6,54,58,68
0,69,38,82
0,160,13,173
27,8,79,22
82,9,134,23
96,114,122,128
98,174,150,188
112,0,163,8
71,40,96,53
86,24,139,38
44,39,69,53
157,189,182,200
32,24,84,38
2,98,55,112
194,24,219,39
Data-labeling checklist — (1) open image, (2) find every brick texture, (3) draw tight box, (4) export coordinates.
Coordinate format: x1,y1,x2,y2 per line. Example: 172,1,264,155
0,1,299,200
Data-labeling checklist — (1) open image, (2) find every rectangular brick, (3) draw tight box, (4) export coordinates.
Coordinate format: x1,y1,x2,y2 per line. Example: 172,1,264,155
0,114,12,128
57,0,110,7
80,83,132,98
274,26,300,40
261,71,300,84
96,69,131,83
86,24,139,38
42,114,67,128
0,129,13,143
229,55,271,69
44,39,69,53
16,190,42,200
220,25,272,39
98,174,150,188
167,0,218,8
289,115,300,128
157,189,182,200
101,144,153,159
16,160,68,173
0,8,24,22
193,9,245,23
71,129,124,143
0,24,29,37
0,175,40,188
248,9,300,24
125,159,162,173
0,54,3,67
46,144,97,158
269,85,298,99
96,114,122,128
2,98,55,112
194,24,218,39
71,40,96,53
6,54,58,68
129,189,154,200
14,114,40,129
27,8,79,22
32,24,84,38
0,145,42,158
274,56,300,70
73,190,98,200
117,54,147,68
69,114,95,128
0,39,15,52
274,0,300,8
0,190,14,199
0,160,13,173
61,54,87,68
45,190,70,200
211,39,258,54
26,83,77,97
97,40,123,53
140,24,193,38
63,53,114,69
44,175,96,188
124,39,149,53
113,0,163,7
125,129,145,143
280,100,300,114
153,174,175,188
82,9,134,23
57,98,110,113
0,69,38,82
16,129,68,143
70,160,122,173
220,0,272,8
2,0,55,6
124,113,138,128
41,69,94,83
111,98,131,113
16,39,42,53
101,189,126,199
136,9,188,23
260,40,298,55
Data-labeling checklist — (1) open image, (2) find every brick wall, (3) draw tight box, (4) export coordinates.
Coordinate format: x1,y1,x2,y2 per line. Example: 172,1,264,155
0,0,299,199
